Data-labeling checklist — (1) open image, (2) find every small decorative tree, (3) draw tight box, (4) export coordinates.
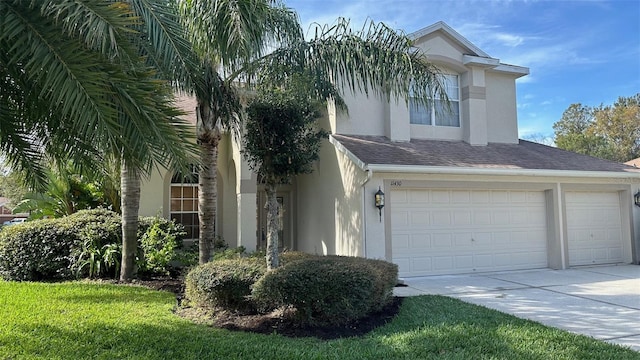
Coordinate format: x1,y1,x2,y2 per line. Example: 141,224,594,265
243,78,327,270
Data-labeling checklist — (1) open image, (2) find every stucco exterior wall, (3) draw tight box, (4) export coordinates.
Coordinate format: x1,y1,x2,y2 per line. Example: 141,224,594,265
139,168,169,217
217,135,239,248
414,32,467,64
327,29,523,145
486,72,519,144
295,137,368,257
333,91,387,136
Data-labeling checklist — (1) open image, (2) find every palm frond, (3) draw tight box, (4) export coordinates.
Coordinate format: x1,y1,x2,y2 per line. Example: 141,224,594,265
40,0,140,63
253,18,447,108
133,0,201,93
179,0,301,69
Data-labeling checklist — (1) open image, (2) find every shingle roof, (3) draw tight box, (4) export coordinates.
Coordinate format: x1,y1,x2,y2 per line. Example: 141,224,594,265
331,135,640,174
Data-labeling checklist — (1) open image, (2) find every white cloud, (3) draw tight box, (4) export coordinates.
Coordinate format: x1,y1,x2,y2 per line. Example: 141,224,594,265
494,33,525,47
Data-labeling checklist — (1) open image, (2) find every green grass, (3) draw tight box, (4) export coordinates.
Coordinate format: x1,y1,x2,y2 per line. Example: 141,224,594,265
0,281,637,360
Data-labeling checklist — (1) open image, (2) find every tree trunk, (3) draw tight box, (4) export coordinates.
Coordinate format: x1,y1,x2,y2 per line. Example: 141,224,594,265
265,182,279,270
197,103,220,264
120,161,140,282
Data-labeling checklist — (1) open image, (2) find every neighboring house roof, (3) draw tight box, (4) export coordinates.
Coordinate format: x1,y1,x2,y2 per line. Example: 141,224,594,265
625,157,640,168
331,134,640,175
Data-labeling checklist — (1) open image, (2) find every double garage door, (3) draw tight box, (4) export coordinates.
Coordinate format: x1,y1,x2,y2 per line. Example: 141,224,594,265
392,188,625,277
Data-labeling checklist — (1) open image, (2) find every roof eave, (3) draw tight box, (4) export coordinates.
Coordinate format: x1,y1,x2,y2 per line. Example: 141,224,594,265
365,164,640,179
329,135,368,171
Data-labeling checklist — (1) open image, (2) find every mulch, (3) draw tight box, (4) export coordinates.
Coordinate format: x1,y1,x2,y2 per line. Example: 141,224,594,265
137,277,403,340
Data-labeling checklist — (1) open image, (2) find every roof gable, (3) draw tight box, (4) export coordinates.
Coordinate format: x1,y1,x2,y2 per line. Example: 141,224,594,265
409,21,490,58
409,21,529,77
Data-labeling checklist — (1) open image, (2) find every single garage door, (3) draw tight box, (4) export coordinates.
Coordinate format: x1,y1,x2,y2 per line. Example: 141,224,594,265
392,189,548,277
566,191,624,266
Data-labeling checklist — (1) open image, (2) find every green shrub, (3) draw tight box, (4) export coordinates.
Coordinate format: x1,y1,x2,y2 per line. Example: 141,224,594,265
68,209,122,279
0,209,121,281
0,210,193,281
341,256,398,311
137,217,186,276
280,251,316,265
212,246,246,261
175,242,199,268
185,258,266,313
74,230,122,279
252,256,395,326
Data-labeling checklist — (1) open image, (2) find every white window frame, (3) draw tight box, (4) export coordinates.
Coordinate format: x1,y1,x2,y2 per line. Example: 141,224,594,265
170,166,199,240
409,74,460,127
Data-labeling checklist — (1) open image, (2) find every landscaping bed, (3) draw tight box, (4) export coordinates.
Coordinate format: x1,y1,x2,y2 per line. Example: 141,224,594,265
138,275,403,339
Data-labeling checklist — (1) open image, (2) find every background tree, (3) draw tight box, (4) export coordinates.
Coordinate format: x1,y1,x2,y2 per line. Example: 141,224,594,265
0,170,28,209
592,94,640,162
553,94,639,162
553,103,612,158
243,77,327,270
178,1,446,264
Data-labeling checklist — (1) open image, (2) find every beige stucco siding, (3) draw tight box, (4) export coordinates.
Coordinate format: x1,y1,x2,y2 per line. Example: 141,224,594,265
333,91,387,136
295,138,367,257
486,72,519,144
414,32,467,65
217,135,239,248
139,168,170,217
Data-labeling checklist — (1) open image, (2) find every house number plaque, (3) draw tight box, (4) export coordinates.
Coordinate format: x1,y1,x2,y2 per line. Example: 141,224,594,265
390,180,402,186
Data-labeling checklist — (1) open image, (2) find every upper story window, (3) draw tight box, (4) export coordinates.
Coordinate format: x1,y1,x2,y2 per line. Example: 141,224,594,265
409,74,460,127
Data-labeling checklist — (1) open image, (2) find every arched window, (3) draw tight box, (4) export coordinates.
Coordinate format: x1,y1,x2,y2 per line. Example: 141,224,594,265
170,166,199,240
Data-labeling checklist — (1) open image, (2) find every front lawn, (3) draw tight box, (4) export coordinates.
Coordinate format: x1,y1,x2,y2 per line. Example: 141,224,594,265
0,281,636,359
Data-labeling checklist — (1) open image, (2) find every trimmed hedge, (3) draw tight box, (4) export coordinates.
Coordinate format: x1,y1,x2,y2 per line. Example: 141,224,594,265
252,256,398,326
280,251,315,265
185,258,266,313
0,209,121,281
0,209,188,281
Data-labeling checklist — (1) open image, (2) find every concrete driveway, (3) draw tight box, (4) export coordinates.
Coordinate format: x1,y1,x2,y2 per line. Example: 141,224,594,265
394,265,640,351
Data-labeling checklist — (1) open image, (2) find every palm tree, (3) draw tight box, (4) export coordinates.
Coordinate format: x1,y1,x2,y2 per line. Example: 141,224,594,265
177,1,445,266
177,0,302,264
0,0,199,280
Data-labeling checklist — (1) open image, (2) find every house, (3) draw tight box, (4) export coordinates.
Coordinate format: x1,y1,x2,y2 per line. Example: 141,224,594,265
0,197,28,225
139,21,640,277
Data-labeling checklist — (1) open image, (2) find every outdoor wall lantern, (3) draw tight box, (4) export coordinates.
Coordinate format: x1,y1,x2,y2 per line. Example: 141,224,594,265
634,190,640,207
375,187,385,222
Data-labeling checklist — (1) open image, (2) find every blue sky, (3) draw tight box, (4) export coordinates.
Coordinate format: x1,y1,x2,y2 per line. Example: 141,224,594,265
285,0,640,140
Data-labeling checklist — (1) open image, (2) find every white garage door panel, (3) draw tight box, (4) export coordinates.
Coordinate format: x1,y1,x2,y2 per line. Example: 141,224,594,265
566,192,623,266
392,189,548,277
